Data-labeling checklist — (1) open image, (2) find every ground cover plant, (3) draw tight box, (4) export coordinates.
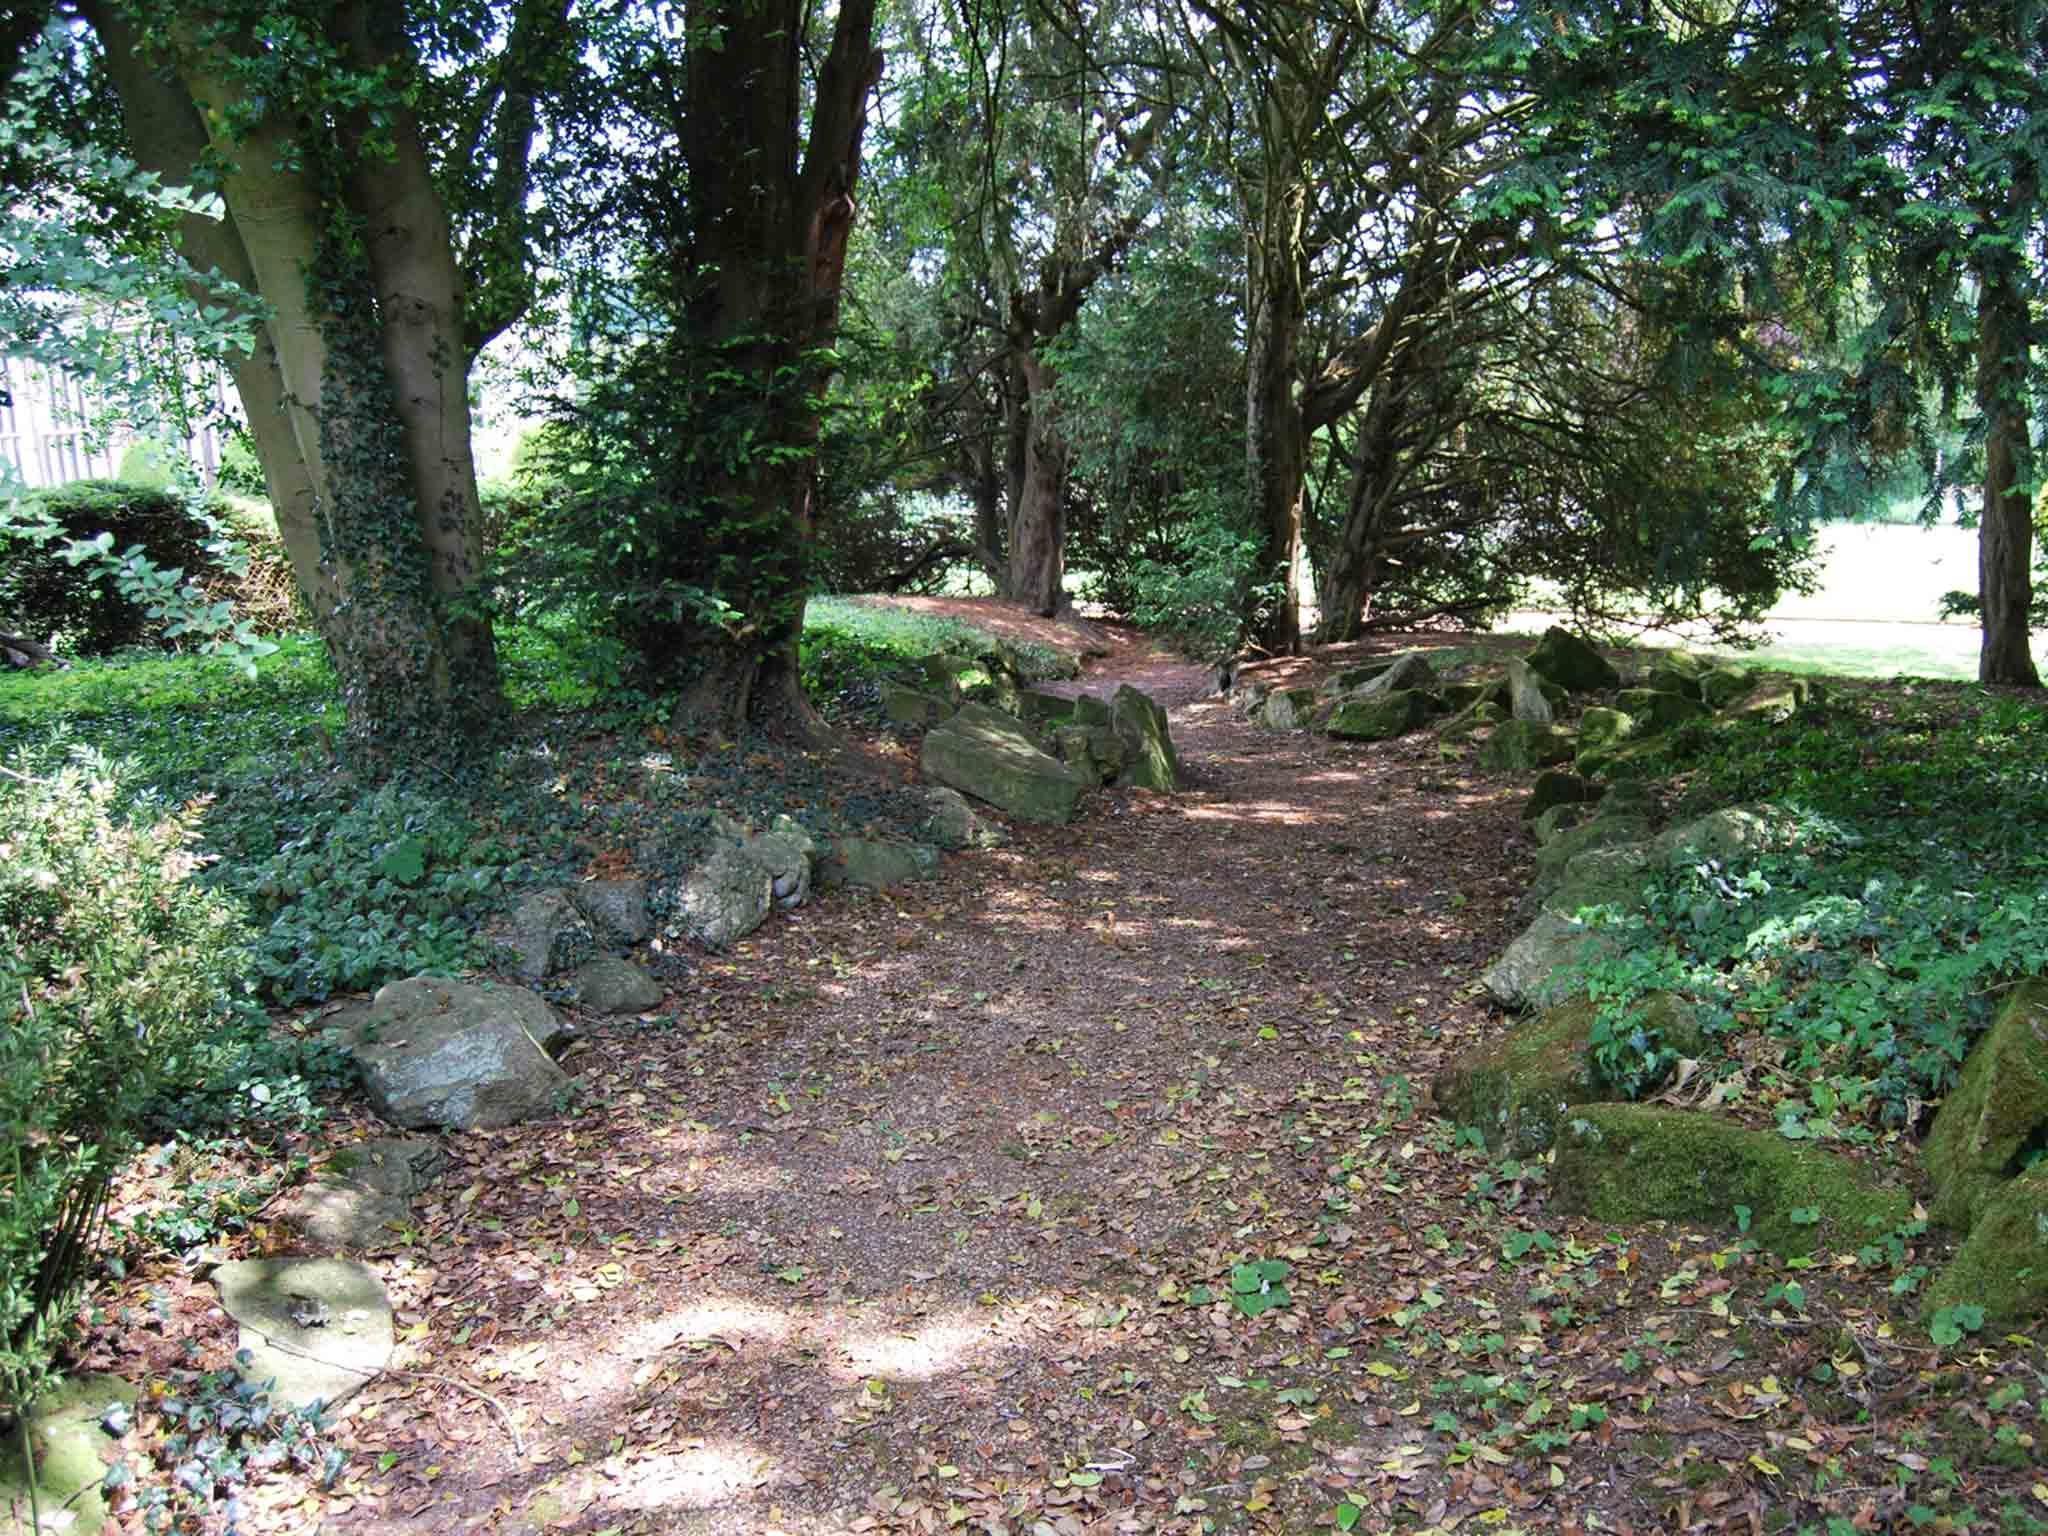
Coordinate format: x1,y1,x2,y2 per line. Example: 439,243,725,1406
1576,687,2048,1143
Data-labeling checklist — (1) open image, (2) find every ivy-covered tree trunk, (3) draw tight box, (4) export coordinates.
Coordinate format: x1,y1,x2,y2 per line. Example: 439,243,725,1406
85,2,502,762
647,0,879,739
1974,254,2040,688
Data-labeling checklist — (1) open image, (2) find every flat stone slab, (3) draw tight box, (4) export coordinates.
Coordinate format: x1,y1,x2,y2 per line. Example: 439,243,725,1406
0,1374,135,1534
213,1257,394,1413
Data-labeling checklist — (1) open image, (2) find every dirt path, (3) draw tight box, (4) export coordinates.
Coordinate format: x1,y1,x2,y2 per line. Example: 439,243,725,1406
141,635,2035,1536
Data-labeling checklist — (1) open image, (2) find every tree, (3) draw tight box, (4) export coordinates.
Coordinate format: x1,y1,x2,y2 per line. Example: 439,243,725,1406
1490,0,2048,685
534,0,882,737
51,0,579,761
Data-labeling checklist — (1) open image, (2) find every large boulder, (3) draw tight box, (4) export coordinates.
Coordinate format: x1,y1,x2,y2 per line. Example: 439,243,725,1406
1327,689,1431,741
1651,804,1795,866
1552,1105,1911,1257
1922,1166,2048,1327
1348,650,1436,698
921,702,1093,824
1525,626,1620,693
1505,656,1556,724
669,843,775,948
1479,719,1574,771
213,1257,395,1412
279,1135,446,1251
570,956,665,1015
339,976,570,1130
1923,979,2048,1232
504,889,592,983
1111,685,1180,790
919,785,1009,850
1259,687,1318,731
820,837,941,889
568,878,653,947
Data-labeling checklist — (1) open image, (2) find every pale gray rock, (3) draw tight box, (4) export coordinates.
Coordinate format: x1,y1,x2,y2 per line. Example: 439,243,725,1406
1110,684,1180,791
214,1257,394,1413
568,878,653,946
669,843,775,948
920,702,1092,824
339,976,569,1130
1505,656,1556,725
570,956,665,1015
505,889,591,982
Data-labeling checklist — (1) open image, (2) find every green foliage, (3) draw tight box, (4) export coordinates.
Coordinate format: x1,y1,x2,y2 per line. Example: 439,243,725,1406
1227,1259,1294,1319
1575,694,2048,1129
214,777,531,1006
112,1353,346,1532
0,754,261,1410
800,596,1067,715
214,430,268,499
0,481,276,664
1106,492,1270,662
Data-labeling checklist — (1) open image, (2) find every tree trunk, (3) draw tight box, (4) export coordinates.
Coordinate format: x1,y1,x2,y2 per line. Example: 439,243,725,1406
89,3,506,762
652,0,878,740
1245,261,1306,654
1004,350,1066,615
1975,255,2040,687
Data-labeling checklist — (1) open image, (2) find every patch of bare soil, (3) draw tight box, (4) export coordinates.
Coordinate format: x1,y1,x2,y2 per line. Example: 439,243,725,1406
81,628,2046,1536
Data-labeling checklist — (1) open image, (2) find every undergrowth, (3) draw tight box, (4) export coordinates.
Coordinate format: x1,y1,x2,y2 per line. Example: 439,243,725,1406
1574,689,2048,1133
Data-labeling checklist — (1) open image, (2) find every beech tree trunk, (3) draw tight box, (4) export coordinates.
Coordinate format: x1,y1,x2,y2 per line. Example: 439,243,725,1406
1974,255,2040,687
86,2,503,761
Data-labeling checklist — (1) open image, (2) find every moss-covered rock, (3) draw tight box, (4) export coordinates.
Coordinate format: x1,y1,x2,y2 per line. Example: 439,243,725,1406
882,682,956,727
1443,678,1508,712
1524,770,1596,821
1260,687,1318,731
1530,802,1591,844
1480,912,1624,1011
1526,626,1620,692
0,1375,137,1535
1435,1000,1619,1155
1921,1165,2048,1327
1725,674,1825,722
1327,688,1432,741
1479,719,1574,771
1017,688,1077,726
1439,698,1507,741
1699,666,1756,709
1576,734,1672,779
1552,1105,1911,1256
1111,684,1180,790
1923,979,2048,1232
1616,687,1710,728
1329,659,1398,692
1644,664,1705,701
1577,706,1635,753
1651,804,1796,866
1073,692,1112,727
1531,817,1653,900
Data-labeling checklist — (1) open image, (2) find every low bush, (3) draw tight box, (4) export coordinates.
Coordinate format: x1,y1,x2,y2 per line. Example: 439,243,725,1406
1574,692,2048,1132
0,481,243,656
0,754,264,1413
800,596,1068,714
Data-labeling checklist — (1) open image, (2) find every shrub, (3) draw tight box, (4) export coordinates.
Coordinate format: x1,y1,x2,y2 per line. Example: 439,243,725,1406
0,481,241,656
0,754,261,1414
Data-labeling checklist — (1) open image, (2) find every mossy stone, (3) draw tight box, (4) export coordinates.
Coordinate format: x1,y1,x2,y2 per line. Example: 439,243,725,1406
1531,817,1653,901
0,1375,136,1535
1724,674,1825,721
1576,734,1670,780
1699,666,1756,709
1442,678,1506,711
1259,687,1318,731
1530,802,1590,845
1616,687,1710,728
1327,688,1431,741
1439,698,1507,741
1017,688,1077,726
1524,770,1595,821
1525,626,1621,692
1921,1165,2048,1328
881,682,955,727
1552,1104,1911,1256
1435,1000,1620,1155
1072,693,1112,727
1644,665,1705,701
1479,719,1574,771
1578,706,1635,753
1923,979,2048,1232
1329,659,1397,692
